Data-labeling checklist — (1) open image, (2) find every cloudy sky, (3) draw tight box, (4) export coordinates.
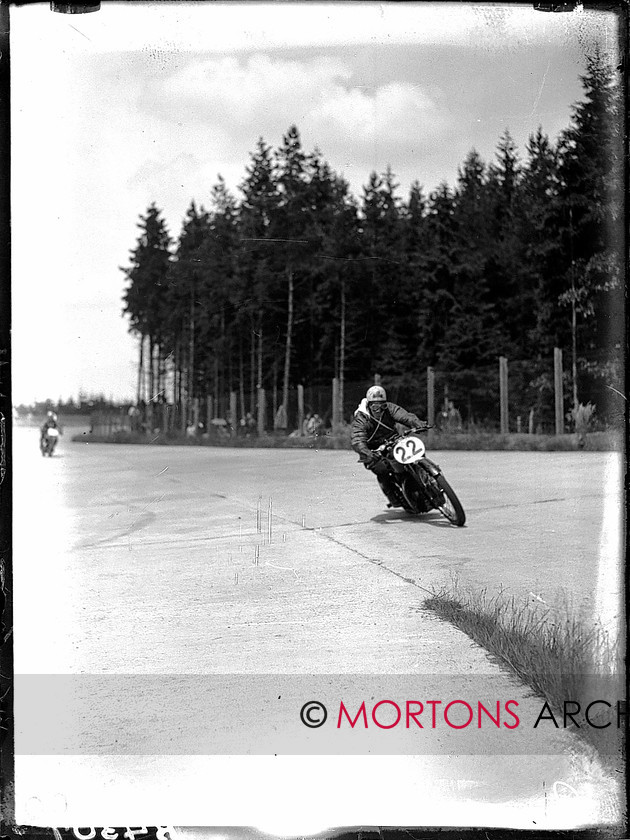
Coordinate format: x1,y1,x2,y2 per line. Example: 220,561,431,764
10,1,619,405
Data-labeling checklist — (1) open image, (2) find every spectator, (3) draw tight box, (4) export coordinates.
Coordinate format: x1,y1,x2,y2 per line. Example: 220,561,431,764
307,413,323,436
445,400,463,433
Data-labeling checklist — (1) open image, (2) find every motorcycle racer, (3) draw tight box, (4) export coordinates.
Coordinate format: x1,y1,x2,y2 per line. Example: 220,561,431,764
351,385,426,508
40,411,61,451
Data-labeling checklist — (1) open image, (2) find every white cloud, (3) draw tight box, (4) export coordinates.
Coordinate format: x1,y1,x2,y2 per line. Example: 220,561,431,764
127,152,204,191
156,54,352,129
147,54,445,178
311,80,444,143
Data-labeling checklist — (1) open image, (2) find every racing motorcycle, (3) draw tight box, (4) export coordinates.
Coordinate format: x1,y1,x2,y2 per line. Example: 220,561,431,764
373,427,466,526
40,427,59,457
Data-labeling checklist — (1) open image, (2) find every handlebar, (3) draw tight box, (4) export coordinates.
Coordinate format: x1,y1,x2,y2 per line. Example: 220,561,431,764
357,424,433,463
373,425,433,452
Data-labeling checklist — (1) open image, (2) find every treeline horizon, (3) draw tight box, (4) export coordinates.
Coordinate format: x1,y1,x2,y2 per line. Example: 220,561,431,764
14,395,132,414
122,53,624,429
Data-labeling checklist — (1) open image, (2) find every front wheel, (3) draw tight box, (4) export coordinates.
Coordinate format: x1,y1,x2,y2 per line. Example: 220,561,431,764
434,473,466,526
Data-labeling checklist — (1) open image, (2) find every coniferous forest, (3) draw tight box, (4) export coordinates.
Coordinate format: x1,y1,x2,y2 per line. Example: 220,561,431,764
121,55,624,433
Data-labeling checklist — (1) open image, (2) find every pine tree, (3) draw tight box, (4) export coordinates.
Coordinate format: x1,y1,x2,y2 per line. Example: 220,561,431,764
166,201,211,417
305,152,361,410
417,182,457,366
557,52,624,411
121,204,172,406
273,126,314,423
238,137,281,410
519,128,564,353
435,151,508,419
485,130,530,351
359,167,405,378
196,177,240,416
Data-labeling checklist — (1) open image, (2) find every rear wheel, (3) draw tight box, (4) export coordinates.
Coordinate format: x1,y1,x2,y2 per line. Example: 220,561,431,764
433,473,466,526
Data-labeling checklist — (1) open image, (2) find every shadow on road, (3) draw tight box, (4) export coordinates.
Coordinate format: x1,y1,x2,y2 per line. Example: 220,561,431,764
370,510,458,528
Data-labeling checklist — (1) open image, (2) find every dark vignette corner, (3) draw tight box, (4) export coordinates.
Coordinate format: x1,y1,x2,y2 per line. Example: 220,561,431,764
0,0,13,833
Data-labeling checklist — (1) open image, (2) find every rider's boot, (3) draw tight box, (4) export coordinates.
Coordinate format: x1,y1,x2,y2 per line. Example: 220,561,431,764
377,476,404,508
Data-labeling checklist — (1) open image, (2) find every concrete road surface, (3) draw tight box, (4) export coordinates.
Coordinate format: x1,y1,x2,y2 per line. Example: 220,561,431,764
11,427,624,830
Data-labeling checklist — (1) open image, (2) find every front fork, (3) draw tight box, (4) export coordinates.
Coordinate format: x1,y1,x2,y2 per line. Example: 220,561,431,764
409,458,444,506
386,456,444,507
388,456,440,480
417,456,441,478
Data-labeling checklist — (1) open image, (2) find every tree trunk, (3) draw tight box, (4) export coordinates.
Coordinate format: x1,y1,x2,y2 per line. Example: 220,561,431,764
156,345,161,400
282,268,294,419
136,334,144,405
272,358,278,424
571,287,578,413
250,318,256,415
154,343,160,401
188,287,195,406
221,309,227,415
569,208,578,414
178,338,187,433
239,340,246,423
257,308,263,390
339,274,346,424
175,340,182,406
146,336,154,430
147,337,153,401
155,344,161,430
214,356,220,418
224,310,232,393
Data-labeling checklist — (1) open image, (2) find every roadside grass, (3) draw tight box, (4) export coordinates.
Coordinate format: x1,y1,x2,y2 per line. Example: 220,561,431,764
424,430,622,451
422,579,625,763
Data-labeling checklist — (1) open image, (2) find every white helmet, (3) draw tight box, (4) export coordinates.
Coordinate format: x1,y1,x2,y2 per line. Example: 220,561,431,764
366,385,386,402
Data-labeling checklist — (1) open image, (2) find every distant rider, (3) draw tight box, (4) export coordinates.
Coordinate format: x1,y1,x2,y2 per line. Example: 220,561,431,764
351,385,426,508
40,411,60,443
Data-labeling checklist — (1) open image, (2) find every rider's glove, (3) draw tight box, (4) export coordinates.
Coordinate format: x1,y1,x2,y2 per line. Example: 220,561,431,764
362,450,380,466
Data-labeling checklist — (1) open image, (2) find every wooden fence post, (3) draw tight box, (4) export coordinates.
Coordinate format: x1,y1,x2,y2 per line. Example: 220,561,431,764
332,377,340,431
554,347,564,435
499,356,509,434
257,387,266,436
206,396,213,428
229,391,237,432
427,367,435,438
180,397,188,433
297,384,305,435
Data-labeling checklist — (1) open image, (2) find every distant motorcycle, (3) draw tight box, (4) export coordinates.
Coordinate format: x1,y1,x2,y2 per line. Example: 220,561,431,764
40,427,59,457
373,427,466,526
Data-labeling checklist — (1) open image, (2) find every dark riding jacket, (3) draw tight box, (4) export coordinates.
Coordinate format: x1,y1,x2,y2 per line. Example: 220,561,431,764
40,418,59,439
351,400,423,461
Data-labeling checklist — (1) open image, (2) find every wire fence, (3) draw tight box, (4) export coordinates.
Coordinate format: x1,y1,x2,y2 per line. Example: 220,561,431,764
91,347,623,439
